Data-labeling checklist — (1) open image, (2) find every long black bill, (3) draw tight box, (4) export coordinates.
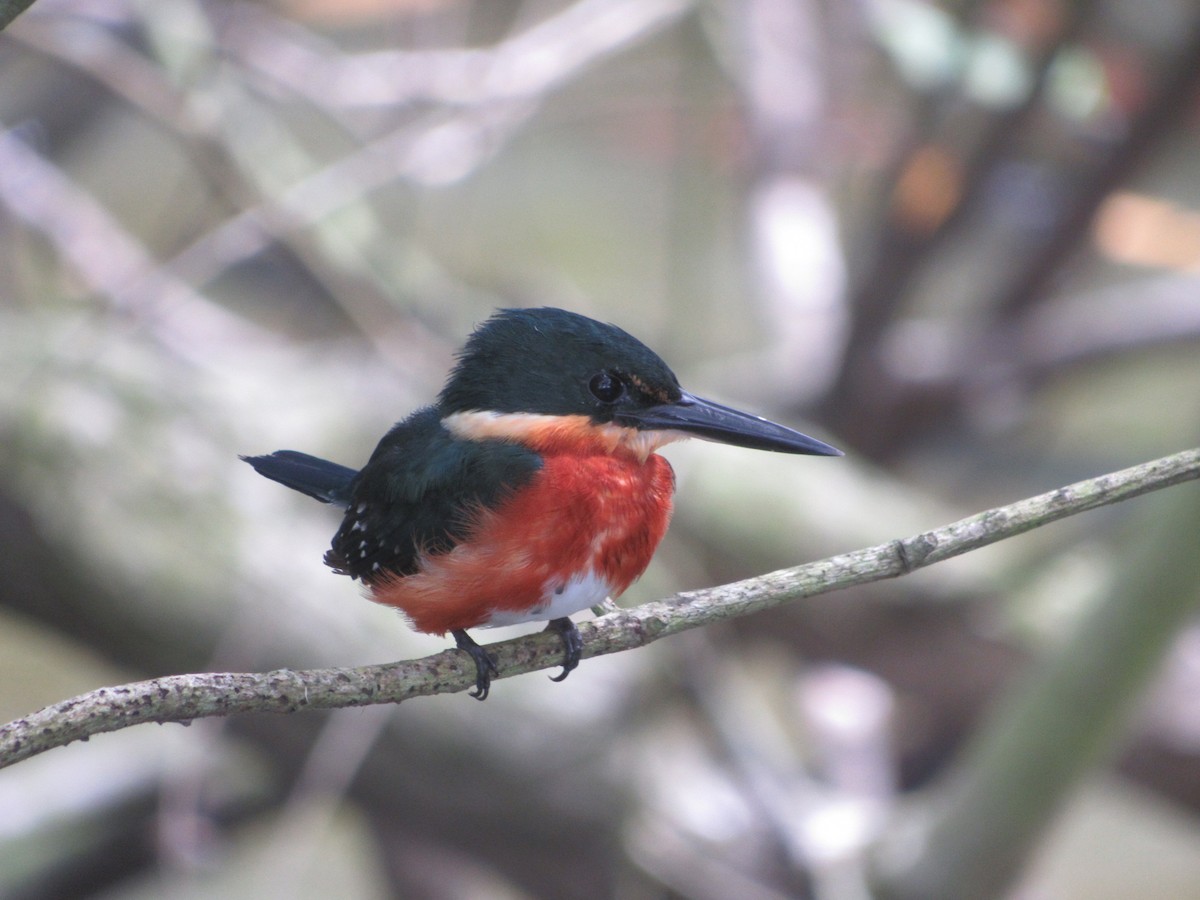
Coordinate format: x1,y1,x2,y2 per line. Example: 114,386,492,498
619,391,842,456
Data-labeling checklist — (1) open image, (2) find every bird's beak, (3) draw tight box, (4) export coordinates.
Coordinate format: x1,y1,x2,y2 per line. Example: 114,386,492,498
618,391,842,456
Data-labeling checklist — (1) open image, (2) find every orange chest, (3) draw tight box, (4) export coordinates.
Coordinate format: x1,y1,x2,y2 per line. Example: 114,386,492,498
368,449,677,634
499,451,677,591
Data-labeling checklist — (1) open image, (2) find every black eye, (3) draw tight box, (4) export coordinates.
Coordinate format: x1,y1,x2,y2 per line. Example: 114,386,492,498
589,371,625,404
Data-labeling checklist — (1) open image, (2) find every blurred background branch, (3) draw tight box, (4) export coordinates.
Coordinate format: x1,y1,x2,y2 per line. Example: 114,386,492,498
873,483,1200,900
0,0,36,33
2,1,1200,898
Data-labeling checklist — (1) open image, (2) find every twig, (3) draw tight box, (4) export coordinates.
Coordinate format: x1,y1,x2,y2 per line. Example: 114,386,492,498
2,447,1197,770
0,0,36,32
871,468,1200,900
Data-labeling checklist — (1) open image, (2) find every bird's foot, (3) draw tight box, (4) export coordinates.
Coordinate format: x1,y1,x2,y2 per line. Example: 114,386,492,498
452,629,499,700
545,617,583,683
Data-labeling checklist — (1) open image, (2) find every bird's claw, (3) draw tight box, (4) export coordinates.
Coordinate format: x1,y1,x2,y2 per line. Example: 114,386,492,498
545,617,583,683
453,629,499,700
451,619,582,698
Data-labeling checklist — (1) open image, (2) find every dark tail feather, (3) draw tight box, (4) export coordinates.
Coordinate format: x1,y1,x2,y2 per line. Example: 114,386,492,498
241,450,358,506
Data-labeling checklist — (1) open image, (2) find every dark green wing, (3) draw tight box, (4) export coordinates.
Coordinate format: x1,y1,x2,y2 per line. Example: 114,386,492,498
325,407,542,582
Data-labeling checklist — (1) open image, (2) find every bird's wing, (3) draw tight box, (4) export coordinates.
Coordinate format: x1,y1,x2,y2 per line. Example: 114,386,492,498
325,407,542,581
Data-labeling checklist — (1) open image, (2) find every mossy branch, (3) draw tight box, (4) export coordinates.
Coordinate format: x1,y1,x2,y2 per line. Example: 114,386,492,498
2,447,1198,770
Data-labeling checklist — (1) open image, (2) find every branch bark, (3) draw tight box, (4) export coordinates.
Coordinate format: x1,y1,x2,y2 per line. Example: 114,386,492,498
2,447,1198,770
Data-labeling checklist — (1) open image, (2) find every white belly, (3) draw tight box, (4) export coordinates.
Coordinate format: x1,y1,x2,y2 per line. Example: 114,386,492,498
481,570,613,627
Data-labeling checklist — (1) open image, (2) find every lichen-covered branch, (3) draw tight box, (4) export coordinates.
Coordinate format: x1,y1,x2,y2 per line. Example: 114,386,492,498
2,447,1197,770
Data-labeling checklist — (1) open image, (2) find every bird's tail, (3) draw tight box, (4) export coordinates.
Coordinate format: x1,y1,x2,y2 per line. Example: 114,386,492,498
241,450,358,507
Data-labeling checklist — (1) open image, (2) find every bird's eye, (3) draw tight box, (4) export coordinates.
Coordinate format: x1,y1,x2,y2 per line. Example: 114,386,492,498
588,371,625,404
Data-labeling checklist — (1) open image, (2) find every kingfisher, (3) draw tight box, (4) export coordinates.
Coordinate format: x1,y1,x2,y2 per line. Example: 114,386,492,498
243,307,840,699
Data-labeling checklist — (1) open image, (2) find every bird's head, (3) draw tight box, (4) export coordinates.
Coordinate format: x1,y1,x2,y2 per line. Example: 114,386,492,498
437,307,841,460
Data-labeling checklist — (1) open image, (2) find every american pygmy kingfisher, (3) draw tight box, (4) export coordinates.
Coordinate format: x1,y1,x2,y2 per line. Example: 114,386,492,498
243,307,841,699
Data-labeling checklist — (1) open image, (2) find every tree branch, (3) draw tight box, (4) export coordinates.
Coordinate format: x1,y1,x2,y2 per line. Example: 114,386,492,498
872,476,1200,900
2,447,1198,770
0,0,37,32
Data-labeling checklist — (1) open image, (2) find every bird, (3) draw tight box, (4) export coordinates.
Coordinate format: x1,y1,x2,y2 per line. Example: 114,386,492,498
242,307,841,699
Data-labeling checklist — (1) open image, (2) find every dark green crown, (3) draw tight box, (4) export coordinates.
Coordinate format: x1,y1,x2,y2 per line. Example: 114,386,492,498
437,307,682,422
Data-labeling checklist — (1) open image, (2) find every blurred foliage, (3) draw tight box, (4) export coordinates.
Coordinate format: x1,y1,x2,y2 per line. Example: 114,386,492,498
1,0,1199,898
